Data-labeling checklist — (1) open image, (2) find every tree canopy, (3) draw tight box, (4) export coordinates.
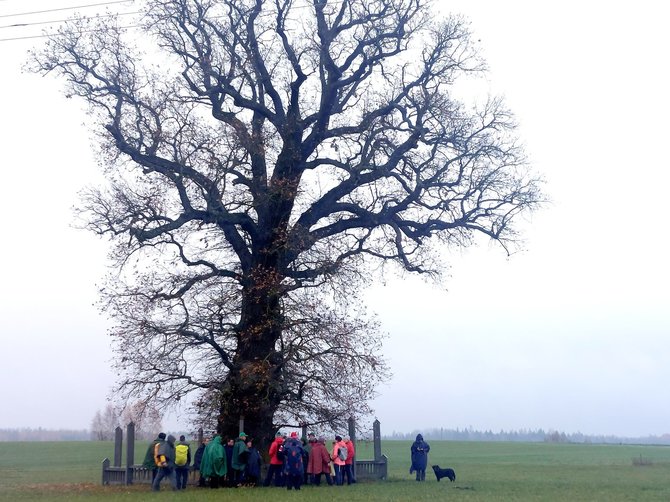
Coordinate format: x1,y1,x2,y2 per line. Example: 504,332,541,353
33,0,542,447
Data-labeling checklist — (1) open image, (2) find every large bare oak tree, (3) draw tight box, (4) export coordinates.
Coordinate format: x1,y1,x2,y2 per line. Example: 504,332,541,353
33,0,542,448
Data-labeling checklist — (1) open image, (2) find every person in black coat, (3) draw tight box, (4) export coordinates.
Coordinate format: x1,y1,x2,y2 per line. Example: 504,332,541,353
244,439,262,486
224,438,235,487
410,433,430,481
193,438,207,487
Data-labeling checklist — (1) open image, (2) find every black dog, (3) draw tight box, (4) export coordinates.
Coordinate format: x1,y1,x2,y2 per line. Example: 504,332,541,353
432,465,456,482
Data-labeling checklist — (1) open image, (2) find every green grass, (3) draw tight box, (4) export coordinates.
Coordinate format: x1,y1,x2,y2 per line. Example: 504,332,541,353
2,440,670,500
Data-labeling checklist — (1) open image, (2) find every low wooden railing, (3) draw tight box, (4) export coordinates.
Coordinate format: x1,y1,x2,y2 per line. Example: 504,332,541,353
102,460,199,485
354,455,388,480
102,459,386,485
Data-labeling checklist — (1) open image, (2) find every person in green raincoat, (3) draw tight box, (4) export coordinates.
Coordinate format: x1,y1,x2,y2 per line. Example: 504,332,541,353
231,432,250,486
199,435,227,488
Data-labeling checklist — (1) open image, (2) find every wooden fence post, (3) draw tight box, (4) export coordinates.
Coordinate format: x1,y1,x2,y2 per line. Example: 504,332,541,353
113,426,123,467
348,417,356,478
126,422,135,485
102,458,110,485
373,419,382,462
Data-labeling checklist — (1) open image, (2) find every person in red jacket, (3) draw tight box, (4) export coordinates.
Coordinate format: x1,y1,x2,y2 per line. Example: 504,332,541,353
263,432,285,487
307,436,333,486
343,436,356,484
331,435,348,486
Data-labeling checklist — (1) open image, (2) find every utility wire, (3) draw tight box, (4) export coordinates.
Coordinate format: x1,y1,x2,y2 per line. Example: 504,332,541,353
0,0,134,19
0,0,339,42
0,24,138,42
0,10,138,29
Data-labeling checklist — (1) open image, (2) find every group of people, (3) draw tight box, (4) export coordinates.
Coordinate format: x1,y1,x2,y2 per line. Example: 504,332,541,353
143,430,356,491
142,433,194,492
195,431,263,488
264,432,356,489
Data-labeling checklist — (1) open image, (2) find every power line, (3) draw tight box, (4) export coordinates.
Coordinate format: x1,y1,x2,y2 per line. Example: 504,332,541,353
0,23,138,42
0,0,134,19
0,10,139,29
0,0,340,42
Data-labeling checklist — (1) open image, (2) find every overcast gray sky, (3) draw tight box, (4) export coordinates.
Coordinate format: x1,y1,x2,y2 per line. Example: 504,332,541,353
1,0,668,438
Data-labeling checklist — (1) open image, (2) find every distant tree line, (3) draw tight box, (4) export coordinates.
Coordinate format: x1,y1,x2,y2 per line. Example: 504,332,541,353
385,427,670,445
3,424,670,445
90,402,163,441
0,401,165,442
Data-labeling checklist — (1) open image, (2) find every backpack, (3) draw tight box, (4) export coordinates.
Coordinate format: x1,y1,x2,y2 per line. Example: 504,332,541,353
338,445,348,461
175,444,189,466
154,441,163,467
282,440,304,472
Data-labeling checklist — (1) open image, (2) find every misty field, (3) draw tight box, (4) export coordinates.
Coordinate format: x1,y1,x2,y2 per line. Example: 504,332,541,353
2,440,670,501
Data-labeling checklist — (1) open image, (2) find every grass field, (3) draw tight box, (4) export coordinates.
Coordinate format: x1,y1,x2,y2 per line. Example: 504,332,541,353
2,440,670,501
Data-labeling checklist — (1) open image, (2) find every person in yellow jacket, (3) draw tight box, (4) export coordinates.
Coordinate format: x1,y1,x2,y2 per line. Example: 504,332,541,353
174,435,191,490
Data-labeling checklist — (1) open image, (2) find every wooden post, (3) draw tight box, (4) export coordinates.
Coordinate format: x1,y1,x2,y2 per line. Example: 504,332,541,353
102,457,110,485
373,419,382,462
126,422,135,485
348,417,356,479
347,417,356,442
113,426,123,467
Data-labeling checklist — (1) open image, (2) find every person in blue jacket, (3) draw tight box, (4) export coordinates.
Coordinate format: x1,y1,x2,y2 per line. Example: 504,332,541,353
283,432,306,490
410,433,430,481
244,438,262,486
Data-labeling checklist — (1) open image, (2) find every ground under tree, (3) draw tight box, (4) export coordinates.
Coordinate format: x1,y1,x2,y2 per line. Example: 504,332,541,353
33,0,542,450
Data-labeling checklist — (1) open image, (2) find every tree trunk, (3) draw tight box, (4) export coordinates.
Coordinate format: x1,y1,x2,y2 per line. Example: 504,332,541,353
216,264,284,454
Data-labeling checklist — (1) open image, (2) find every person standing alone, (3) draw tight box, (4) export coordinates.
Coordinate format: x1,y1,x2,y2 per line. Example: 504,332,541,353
410,433,430,481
